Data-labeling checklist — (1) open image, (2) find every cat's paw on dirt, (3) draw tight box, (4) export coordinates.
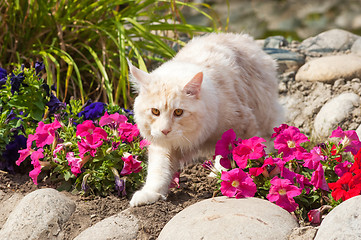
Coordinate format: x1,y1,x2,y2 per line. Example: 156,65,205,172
130,190,166,207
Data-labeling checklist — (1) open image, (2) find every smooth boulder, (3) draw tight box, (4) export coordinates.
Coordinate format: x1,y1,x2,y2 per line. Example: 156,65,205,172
299,29,359,52
0,188,75,240
315,195,361,240
295,54,361,82
158,197,298,240
313,93,360,139
74,209,139,240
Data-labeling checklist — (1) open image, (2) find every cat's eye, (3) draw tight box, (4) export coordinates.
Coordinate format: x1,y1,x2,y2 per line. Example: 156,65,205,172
174,109,183,117
151,108,160,116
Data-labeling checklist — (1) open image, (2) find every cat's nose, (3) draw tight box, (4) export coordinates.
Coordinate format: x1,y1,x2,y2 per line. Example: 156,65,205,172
161,129,171,136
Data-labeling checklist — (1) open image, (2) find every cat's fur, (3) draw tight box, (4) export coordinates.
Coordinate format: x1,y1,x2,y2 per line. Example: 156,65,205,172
129,33,284,206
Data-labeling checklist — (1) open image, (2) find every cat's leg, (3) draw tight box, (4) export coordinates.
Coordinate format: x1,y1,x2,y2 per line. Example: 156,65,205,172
130,145,177,207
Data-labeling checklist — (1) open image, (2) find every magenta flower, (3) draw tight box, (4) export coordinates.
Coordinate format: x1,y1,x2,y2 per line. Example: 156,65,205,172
334,161,352,177
53,144,64,157
29,148,44,185
249,157,281,178
77,135,103,158
274,126,309,161
99,111,128,128
308,209,321,224
169,172,180,189
76,120,108,142
310,161,329,191
35,119,62,148
118,123,140,142
215,129,240,169
220,168,257,198
233,136,266,169
271,124,289,138
16,134,37,166
120,154,142,175
330,127,361,155
267,176,302,212
66,152,83,176
139,139,151,149
303,147,326,170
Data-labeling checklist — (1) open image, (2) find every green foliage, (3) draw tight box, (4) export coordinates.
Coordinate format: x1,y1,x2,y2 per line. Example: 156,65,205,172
0,65,49,154
0,0,219,108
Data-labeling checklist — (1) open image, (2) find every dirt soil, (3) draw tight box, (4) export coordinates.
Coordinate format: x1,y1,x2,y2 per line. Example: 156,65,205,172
0,163,218,240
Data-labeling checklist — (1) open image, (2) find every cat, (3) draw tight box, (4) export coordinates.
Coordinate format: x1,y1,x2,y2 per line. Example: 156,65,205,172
128,32,284,207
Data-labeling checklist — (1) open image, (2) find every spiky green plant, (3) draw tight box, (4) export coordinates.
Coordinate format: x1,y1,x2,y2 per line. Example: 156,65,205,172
0,0,220,108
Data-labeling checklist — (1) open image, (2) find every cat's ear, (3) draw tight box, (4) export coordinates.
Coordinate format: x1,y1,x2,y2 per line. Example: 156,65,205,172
183,72,203,98
127,59,150,91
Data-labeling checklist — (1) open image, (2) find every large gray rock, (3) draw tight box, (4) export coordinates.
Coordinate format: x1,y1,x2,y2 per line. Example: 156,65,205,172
315,195,361,240
351,38,361,56
158,197,298,240
295,54,361,82
299,29,359,52
313,93,360,139
74,209,139,240
0,188,75,240
0,191,24,229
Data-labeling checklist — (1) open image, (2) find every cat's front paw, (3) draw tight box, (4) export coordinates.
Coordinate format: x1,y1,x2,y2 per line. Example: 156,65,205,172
129,190,166,207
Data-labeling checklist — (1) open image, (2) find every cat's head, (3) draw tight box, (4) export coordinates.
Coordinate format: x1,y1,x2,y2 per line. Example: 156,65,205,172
129,62,206,149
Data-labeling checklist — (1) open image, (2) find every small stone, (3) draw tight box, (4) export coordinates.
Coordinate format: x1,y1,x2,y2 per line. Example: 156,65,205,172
158,197,298,240
263,36,288,48
295,54,361,82
333,78,345,89
264,48,305,73
299,29,359,52
0,188,75,240
313,93,360,139
289,226,317,240
315,195,361,240
74,209,139,240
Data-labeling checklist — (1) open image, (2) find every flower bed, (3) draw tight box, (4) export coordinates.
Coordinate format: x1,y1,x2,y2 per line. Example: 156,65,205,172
0,64,148,196
203,125,361,224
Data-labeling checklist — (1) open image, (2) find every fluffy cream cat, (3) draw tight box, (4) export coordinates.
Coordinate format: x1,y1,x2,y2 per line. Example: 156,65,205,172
129,33,283,207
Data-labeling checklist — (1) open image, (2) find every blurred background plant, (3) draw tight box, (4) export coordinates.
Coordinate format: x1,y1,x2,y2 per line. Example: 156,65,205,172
0,0,221,108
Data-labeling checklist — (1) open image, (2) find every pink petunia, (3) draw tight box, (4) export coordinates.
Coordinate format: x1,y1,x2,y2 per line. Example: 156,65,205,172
330,127,361,155
139,139,151,149
66,152,83,176
77,135,104,158
310,161,329,191
220,168,257,198
29,148,44,185
169,172,180,189
271,124,289,138
308,209,321,224
99,111,128,128
249,157,281,178
274,126,309,161
53,144,64,157
215,129,240,169
334,161,352,177
120,154,142,175
118,123,140,142
35,119,62,148
16,134,37,166
232,136,266,169
76,120,108,142
267,176,302,212
303,146,326,170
